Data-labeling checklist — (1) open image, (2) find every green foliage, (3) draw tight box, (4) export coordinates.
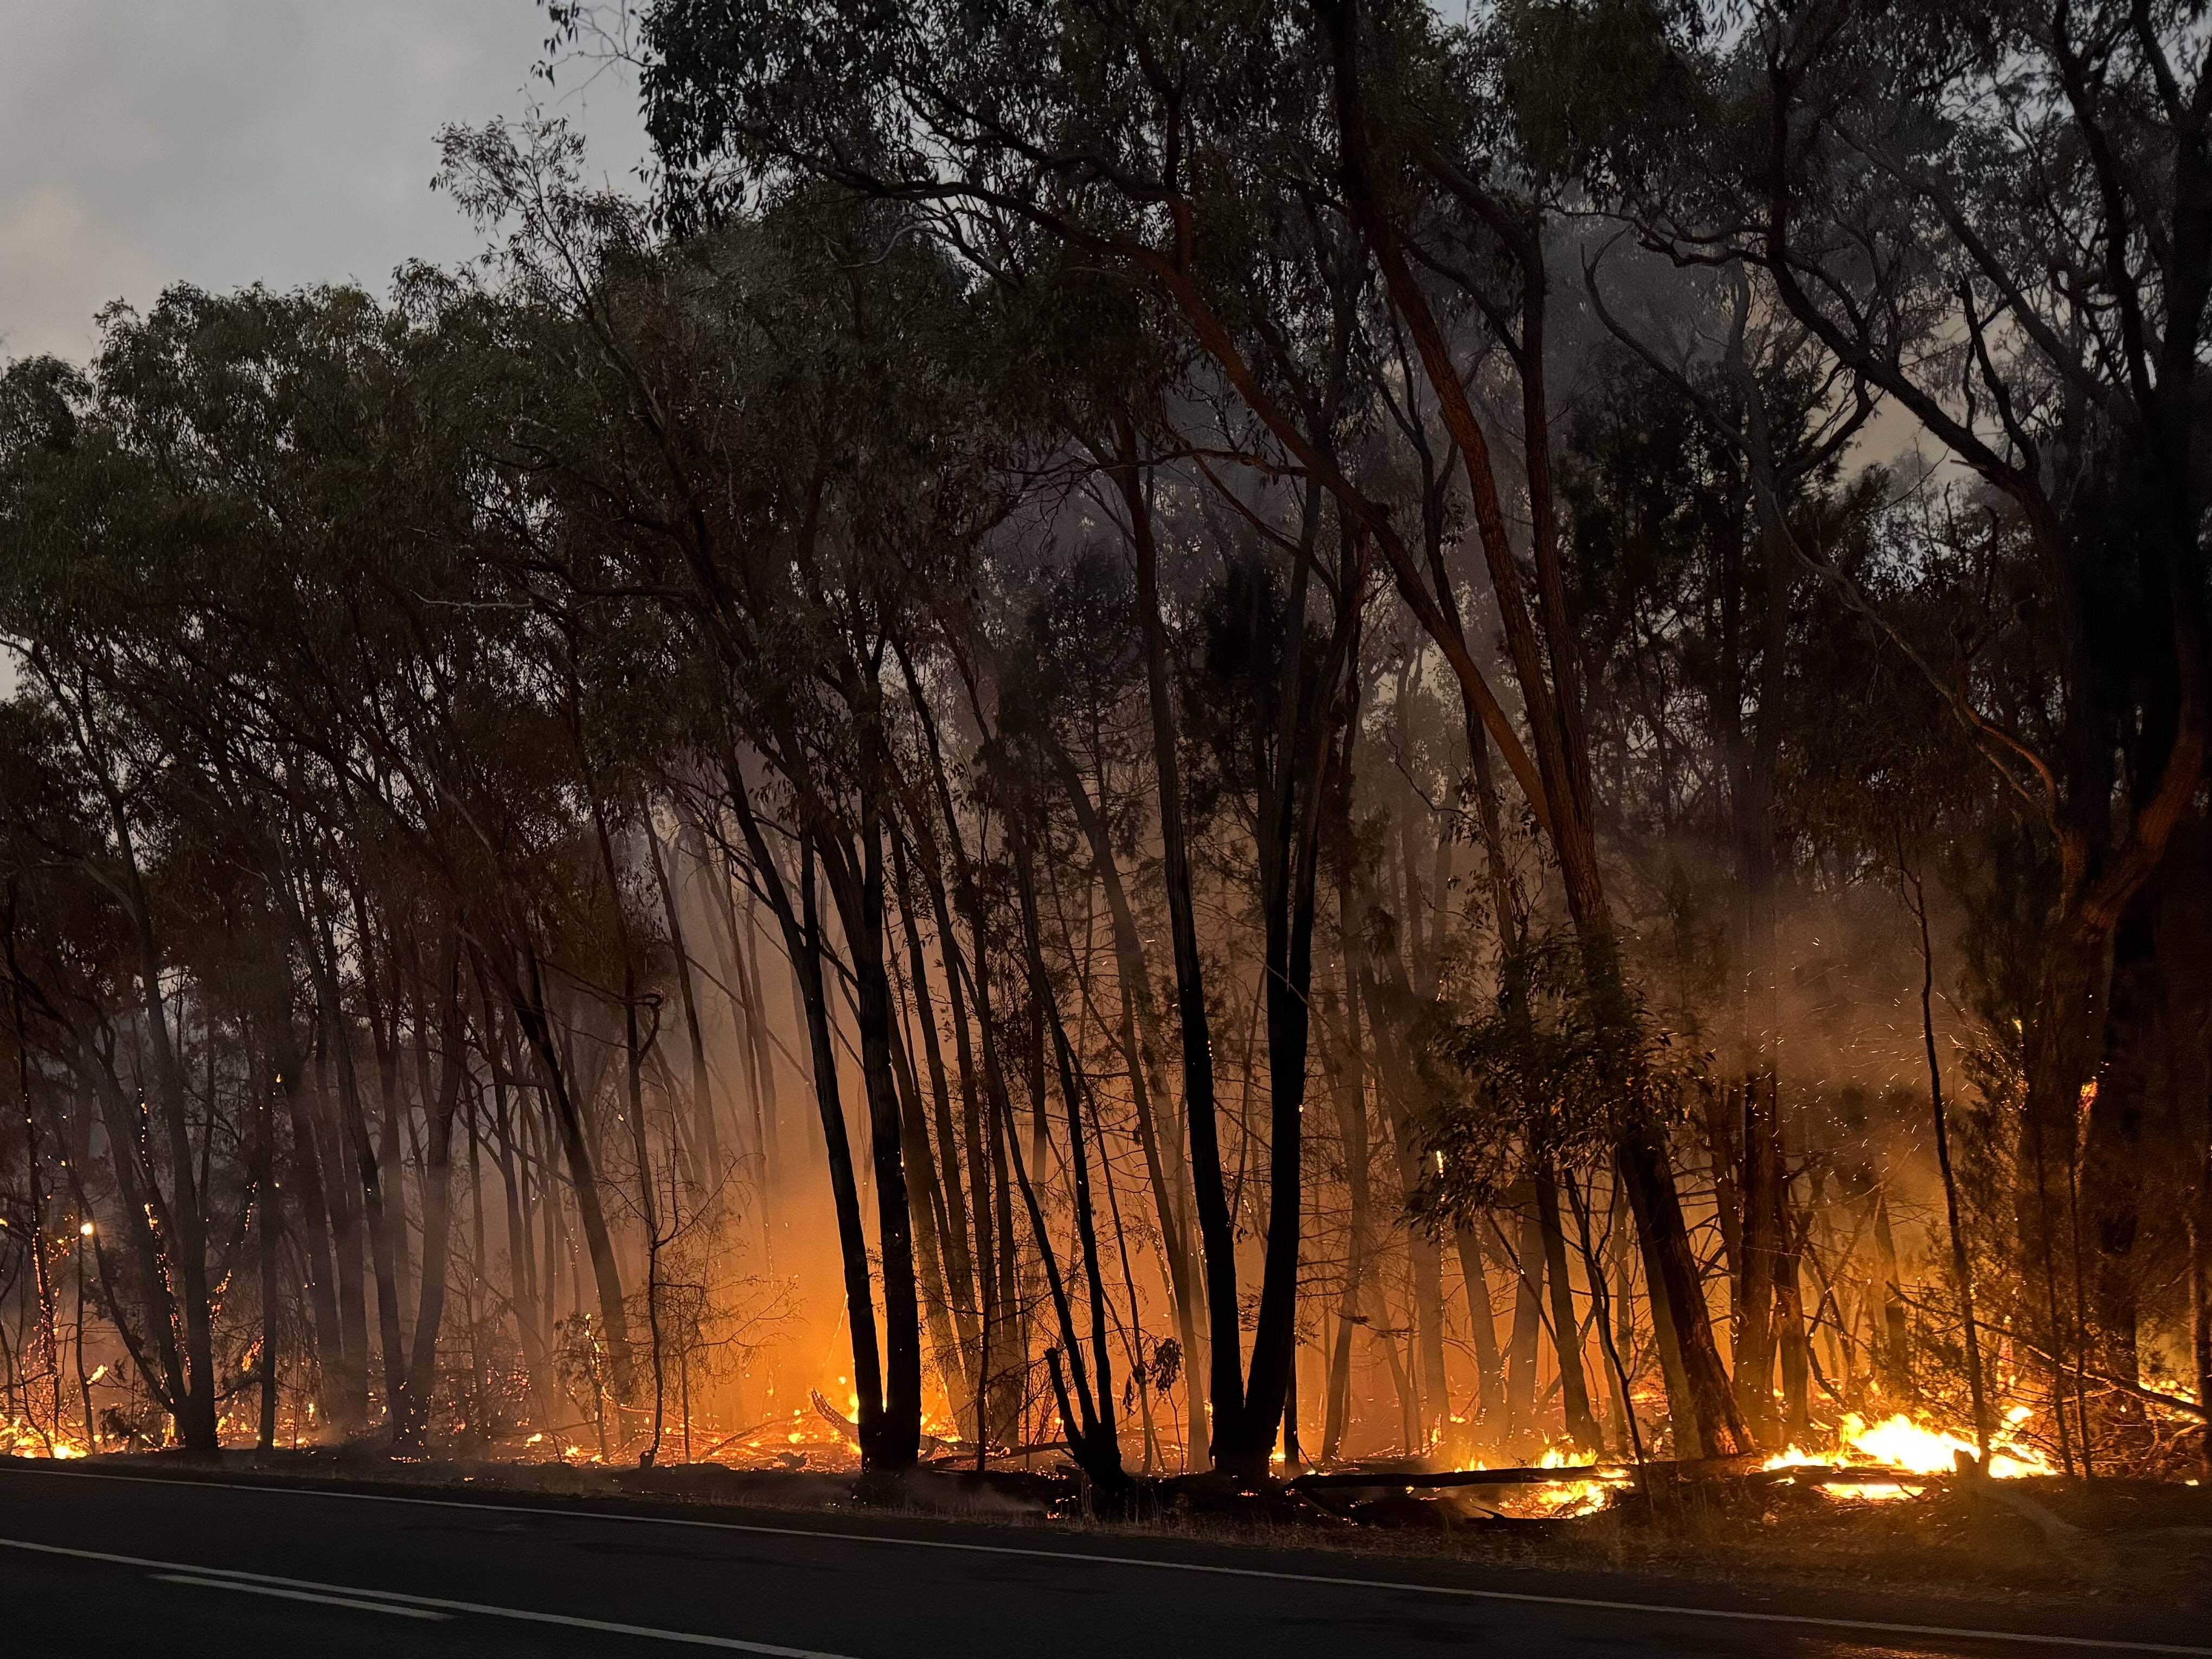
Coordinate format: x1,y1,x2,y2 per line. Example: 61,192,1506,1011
1418,930,1701,1220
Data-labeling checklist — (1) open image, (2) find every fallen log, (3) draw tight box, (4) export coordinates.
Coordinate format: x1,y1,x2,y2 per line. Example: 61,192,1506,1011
1292,1459,1951,1493
1752,1465,1943,1487
807,1391,958,1456
1289,1463,1631,1490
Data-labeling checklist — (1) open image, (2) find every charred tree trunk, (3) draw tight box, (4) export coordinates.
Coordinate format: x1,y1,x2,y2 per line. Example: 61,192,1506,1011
1020,844,1126,1490
1323,963,1371,1465
397,962,465,1447
1116,425,1242,1470
1870,1178,1913,1403
108,808,220,1451
892,833,979,1362
1505,1192,1544,1451
1536,1167,1601,1452
1043,725,1208,1471
255,1049,281,1452
1620,1127,1745,1456
504,941,636,1399
649,818,724,1192
2082,888,2160,1397
888,975,966,1409
841,808,925,1470
273,1023,341,1429
1735,1072,1784,1446
720,744,924,1468
1902,859,1993,1461
1453,1225,1504,1441
313,1032,370,1432
1775,1200,1813,1445
924,859,997,1450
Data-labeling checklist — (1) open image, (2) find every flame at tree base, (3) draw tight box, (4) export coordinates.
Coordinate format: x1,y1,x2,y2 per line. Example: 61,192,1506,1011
1764,1410,2057,1495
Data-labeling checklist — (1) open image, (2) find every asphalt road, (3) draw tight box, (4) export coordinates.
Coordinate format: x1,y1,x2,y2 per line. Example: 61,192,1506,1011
0,1462,2203,1658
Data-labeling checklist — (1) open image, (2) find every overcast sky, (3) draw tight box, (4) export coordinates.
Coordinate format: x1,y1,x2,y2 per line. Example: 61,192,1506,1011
0,2,651,361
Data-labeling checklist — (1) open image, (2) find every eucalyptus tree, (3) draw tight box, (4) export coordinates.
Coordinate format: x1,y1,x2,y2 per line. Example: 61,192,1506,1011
435,123,1037,1469
0,344,260,1451
1543,0,2212,1397
1552,309,1883,1442
0,281,671,1447
630,0,1752,1461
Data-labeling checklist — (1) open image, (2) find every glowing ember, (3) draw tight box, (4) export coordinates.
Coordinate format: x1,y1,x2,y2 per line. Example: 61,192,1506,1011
1841,1479,1912,1502
1848,1415,1974,1475
1473,1444,1633,1519
1762,1412,2057,1487
1,1419,89,1459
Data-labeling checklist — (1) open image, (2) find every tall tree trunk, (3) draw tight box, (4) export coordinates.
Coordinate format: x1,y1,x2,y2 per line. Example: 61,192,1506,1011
721,774,895,1467
73,1035,188,1421
1323,966,1371,1464
649,817,724,1190
315,1033,370,1432
1395,1143,1449,1451
1537,1167,1601,1451
503,942,635,1398
888,983,966,1409
110,810,219,1451
397,960,466,1447
1704,1084,1746,1331
1870,1178,1913,1403
255,1050,281,1452
1620,1128,1743,1457
892,832,978,1361
310,905,407,1430
1735,1072,1783,1445
2081,886,2160,1394
1115,423,1241,1468
842,807,925,1470
1902,860,1993,1461
273,1025,341,1428
474,960,553,1428
1505,1192,1545,1452
489,1056,550,1429
1042,726,1207,1470
1020,845,1126,1490
1453,1226,1503,1443
1224,480,1342,1481
950,854,1029,1451
1776,1203,1813,1444
923,860,997,1450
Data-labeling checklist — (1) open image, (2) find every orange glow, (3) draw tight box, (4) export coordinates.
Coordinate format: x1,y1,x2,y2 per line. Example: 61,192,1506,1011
1762,1411,2057,1490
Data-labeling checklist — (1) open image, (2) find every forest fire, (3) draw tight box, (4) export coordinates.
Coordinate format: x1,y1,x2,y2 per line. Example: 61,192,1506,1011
1494,1446,1634,1519
2,14,2210,1659
1761,1411,2059,1496
2,1417,86,1459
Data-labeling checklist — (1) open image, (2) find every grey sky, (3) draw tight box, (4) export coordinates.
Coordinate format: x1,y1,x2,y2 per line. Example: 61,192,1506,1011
0,2,650,361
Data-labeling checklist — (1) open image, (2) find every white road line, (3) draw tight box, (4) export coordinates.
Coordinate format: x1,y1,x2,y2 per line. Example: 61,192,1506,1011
0,1536,853,1656
155,1572,453,1618
8,1464,2210,1657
